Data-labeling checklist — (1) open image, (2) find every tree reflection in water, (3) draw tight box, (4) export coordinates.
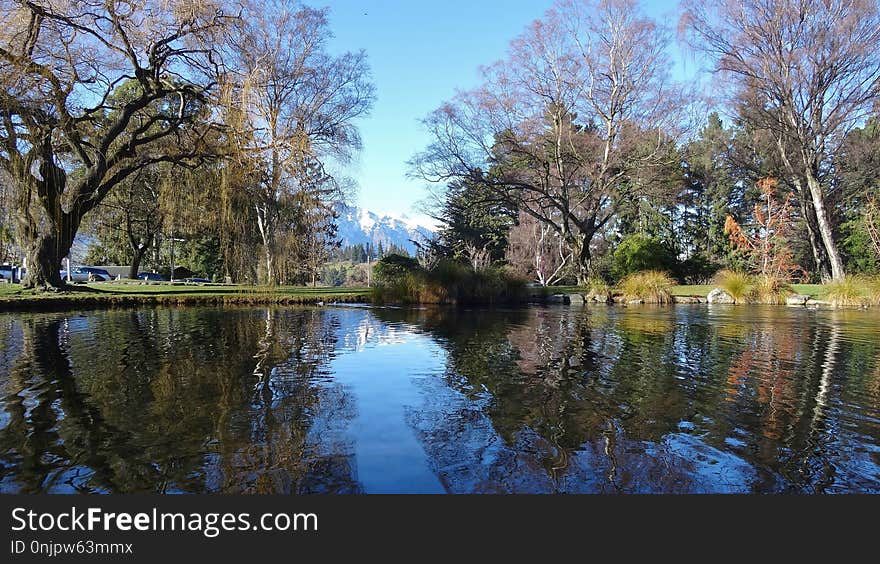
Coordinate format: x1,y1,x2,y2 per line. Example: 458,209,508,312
0,308,360,493
375,306,880,493
1,305,879,493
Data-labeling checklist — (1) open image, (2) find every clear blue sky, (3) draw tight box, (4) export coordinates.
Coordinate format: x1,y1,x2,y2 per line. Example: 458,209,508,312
321,0,690,221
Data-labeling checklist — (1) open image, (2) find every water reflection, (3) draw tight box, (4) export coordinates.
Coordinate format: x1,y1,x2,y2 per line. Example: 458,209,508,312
0,309,360,493
0,305,879,493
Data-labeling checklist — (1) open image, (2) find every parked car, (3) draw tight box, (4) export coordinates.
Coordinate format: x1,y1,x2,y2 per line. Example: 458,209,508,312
182,277,211,284
137,272,166,282
60,267,113,282
0,265,22,283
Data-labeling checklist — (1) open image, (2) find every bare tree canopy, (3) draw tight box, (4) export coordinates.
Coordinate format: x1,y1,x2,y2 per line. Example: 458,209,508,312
412,0,686,283
222,0,374,284
679,0,880,280
0,0,236,288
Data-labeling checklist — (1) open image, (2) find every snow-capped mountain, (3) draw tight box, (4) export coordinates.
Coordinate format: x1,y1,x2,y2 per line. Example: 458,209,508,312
334,203,435,255
70,234,93,263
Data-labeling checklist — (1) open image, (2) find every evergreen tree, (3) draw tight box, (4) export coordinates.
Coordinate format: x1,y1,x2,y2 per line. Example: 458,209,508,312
433,179,517,265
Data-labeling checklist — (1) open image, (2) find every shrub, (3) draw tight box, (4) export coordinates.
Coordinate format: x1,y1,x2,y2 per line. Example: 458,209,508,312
371,257,526,305
824,277,868,307
611,234,678,281
713,270,752,304
678,252,721,285
750,274,792,305
373,254,421,283
582,277,612,303
588,252,614,283
586,277,610,294
617,270,675,304
320,264,347,287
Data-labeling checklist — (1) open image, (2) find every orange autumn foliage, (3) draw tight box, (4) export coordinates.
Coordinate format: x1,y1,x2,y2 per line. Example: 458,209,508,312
723,178,805,282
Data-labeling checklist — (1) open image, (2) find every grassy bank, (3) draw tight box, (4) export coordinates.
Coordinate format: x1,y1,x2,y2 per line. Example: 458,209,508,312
0,280,858,312
0,282,370,312
551,284,828,299
668,284,827,298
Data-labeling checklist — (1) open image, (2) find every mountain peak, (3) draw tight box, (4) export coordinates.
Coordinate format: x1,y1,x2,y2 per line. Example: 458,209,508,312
334,203,434,255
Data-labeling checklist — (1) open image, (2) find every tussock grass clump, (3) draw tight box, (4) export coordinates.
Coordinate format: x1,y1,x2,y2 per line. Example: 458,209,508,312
750,275,792,305
864,276,880,306
585,277,612,302
617,270,675,304
713,270,753,304
586,278,611,294
824,277,869,307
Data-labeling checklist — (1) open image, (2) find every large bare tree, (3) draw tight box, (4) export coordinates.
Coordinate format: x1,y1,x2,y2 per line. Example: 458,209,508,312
412,0,682,283
680,0,880,281
224,0,373,284
0,0,234,288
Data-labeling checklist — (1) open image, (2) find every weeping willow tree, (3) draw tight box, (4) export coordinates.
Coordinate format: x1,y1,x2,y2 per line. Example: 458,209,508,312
217,138,262,284
0,169,17,263
276,155,341,286
221,0,373,285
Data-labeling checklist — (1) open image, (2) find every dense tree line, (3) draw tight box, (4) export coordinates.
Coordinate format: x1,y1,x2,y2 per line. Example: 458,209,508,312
3,0,878,289
416,0,880,286
0,0,373,288
331,242,410,264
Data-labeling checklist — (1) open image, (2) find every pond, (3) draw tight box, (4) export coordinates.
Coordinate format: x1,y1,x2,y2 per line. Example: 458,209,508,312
1,304,879,493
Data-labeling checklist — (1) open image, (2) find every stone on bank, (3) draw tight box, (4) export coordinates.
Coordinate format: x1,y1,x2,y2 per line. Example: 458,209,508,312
707,288,736,304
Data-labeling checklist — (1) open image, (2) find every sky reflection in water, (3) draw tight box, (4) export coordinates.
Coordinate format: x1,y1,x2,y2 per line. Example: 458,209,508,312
1,304,879,494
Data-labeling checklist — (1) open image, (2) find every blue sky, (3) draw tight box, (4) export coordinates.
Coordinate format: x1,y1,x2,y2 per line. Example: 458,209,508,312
321,0,692,222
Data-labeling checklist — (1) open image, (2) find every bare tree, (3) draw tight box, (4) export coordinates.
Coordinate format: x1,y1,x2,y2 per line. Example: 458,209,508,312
0,0,234,288
223,0,373,284
412,0,682,284
506,210,572,286
680,0,880,281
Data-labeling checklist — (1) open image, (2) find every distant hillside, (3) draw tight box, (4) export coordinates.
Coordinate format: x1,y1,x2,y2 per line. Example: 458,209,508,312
334,203,434,256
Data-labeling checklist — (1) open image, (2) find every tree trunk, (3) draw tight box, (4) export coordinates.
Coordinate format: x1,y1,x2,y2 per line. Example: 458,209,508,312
775,137,841,281
264,246,275,286
128,248,147,280
23,234,66,289
797,194,831,282
18,198,77,290
255,202,276,286
14,149,80,290
572,235,592,286
805,173,845,281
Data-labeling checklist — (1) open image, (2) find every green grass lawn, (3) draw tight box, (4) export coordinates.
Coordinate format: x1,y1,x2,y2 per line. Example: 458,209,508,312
670,284,826,297
0,282,370,309
84,282,369,296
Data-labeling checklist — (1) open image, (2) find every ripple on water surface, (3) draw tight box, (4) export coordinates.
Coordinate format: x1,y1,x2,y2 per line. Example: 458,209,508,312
0,304,879,493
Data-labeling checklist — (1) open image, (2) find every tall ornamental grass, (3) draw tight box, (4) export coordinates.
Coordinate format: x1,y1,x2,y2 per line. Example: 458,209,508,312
616,270,675,304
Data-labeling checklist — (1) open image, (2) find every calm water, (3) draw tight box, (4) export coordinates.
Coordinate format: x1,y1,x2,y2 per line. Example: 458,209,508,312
1,304,879,494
